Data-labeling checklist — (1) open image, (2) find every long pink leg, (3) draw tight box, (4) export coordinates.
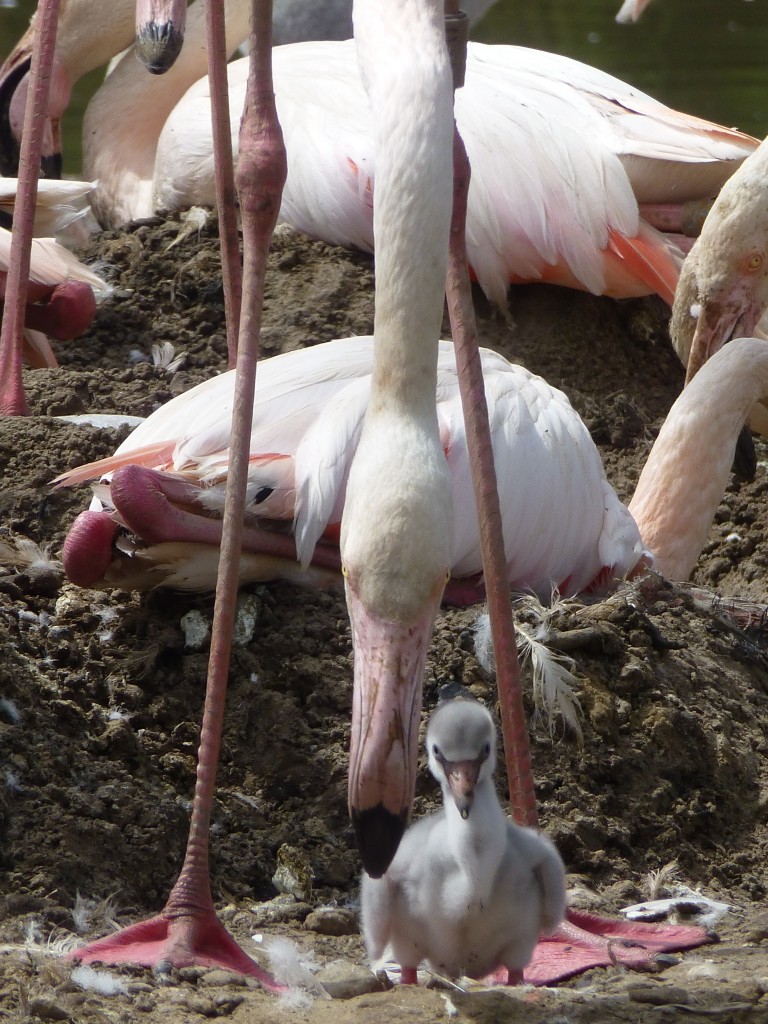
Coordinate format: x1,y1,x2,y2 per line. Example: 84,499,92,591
0,0,60,416
206,0,243,368
442,4,710,989
69,0,288,986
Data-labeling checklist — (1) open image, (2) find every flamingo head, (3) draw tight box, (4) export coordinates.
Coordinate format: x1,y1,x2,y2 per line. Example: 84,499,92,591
426,699,496,819
672,142,768,383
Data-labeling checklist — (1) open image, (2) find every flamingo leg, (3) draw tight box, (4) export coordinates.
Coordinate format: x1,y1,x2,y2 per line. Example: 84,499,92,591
0,0,60,416
442,8,711,988
206,0,242,368
70,0,287,987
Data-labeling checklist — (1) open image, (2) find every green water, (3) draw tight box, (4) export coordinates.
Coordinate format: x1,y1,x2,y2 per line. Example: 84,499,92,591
1,0,767,176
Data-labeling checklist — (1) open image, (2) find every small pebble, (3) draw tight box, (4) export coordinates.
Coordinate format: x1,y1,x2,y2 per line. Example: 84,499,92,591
27,997,70,1021
181,609,210,650
316,960,385,999
234,593,262,645
197,970,249,988
304,907,358,936
250,894,311,926
627,983,692,1005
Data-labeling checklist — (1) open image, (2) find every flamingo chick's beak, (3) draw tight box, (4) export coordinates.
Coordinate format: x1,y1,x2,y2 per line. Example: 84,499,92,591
347,577,444,879
135,0,187,75
686,283,765,384
444,757,482,819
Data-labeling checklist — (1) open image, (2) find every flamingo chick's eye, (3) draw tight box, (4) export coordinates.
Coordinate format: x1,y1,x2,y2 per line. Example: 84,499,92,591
432,744,440,757
482,742,491,758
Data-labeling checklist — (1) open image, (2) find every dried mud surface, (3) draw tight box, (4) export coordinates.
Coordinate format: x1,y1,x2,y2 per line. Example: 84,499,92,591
2,212,768,1023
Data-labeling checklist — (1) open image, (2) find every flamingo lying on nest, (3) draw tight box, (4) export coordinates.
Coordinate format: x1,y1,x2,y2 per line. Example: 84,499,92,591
56,331,768,597
89,35,757,305
1,1,755,305
361,698,567,984
57,336,649,595
0,178,107,410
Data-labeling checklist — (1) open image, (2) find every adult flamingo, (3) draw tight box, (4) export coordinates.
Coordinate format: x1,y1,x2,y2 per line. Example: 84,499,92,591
58,337,647,596
84,32,757,306
0,0,136,177
0,178,108,377
57,330,766,594
2,0,754,304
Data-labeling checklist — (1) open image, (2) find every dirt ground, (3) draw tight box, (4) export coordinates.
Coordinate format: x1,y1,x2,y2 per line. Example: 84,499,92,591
2,210,768,1023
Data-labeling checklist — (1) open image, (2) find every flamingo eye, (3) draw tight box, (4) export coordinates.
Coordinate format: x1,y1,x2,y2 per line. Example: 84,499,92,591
482,742,491,758
747,252,764,273
432,744,440,757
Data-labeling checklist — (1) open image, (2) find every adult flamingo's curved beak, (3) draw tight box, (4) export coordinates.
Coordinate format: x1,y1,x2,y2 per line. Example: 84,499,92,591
346,574,446,878
686,282,764,383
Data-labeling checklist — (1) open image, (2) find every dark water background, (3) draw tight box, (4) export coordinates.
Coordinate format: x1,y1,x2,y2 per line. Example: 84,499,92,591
1,0,767,175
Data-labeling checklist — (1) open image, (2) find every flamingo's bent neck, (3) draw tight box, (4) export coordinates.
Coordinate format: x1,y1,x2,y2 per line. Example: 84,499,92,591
630,336,768,580
84,0,250,228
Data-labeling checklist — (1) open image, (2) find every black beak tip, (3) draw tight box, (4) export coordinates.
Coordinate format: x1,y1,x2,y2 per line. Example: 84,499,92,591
41,152,62,180
733,424,757,483
136,23,185,75
352,804,407,879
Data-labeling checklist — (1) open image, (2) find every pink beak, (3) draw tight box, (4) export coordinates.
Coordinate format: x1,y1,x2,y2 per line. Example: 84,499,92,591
346,577,444,878
686,285,764,384
444,757,482,819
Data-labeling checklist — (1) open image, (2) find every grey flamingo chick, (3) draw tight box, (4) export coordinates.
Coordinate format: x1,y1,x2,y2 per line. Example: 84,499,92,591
361,699,566,984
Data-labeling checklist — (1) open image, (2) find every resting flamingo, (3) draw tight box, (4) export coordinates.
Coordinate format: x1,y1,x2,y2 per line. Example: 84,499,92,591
88,34,757,306
57,331,768,595
0,176,106,352
2,0,755,305
0,178,107,411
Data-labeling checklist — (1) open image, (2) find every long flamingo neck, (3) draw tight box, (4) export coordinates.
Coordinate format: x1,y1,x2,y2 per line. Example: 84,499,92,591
629,337,768,580
84,0,250,227
442,777,507,884
357,0,453,419
51,0,135,80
